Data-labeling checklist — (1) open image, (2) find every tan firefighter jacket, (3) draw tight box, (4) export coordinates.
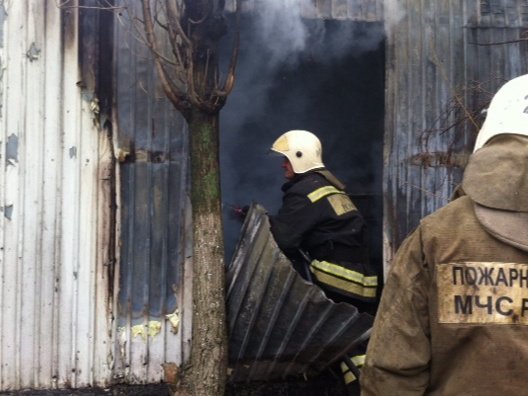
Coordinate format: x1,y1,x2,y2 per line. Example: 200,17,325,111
361,135,528,396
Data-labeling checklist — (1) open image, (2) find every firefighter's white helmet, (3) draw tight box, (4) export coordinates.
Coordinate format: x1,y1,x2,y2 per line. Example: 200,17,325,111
473,74,528,152
270,130,325,174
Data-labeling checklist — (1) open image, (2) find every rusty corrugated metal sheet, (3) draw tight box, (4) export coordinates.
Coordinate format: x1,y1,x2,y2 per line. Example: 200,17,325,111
225,0,384,21
227,204,373,382
0,0,113,390
383,0,528,270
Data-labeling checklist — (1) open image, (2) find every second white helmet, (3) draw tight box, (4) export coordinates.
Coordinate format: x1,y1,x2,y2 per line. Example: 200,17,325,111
473,74,528,152
270,130,325,174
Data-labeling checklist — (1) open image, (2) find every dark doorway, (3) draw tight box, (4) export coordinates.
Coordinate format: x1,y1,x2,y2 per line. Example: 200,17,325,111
220,16,385,286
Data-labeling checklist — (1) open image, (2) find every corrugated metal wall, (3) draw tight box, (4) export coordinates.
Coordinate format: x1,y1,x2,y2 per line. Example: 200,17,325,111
0,0,113,390
112,0,193,384
0,0,194,390
1,0,527,391
225,0,384,21
383,0,528,269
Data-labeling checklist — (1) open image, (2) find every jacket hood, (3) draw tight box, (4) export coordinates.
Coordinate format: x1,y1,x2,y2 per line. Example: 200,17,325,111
462,134,527,212
462,134,528,251
474,204,527,251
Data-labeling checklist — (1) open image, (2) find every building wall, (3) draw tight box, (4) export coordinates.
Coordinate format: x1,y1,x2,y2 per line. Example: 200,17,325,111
383,0,528,272
0,0,527,391
112,0,193,384
0,0,113,390
0,0,194,390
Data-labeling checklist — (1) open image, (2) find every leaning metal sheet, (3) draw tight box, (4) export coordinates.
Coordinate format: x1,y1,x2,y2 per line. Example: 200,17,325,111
226,204,373,382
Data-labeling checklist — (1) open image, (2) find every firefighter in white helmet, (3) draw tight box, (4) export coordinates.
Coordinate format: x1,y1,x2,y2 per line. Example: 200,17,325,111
269,130,377,395
269,130,377,305
361,74,528,395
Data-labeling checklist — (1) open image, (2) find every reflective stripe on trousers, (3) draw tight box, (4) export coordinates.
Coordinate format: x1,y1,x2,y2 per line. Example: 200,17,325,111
341,354,366,384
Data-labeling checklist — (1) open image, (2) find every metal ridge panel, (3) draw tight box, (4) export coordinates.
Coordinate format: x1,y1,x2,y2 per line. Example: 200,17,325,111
227,204,373,382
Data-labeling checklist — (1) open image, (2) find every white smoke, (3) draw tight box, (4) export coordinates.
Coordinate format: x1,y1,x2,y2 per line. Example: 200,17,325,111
247,0,406,65
384,0,406,36
252,0,317,66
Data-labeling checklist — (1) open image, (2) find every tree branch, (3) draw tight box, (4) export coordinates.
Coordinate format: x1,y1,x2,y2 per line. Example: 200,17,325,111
220,0,241,96
141,0,185,110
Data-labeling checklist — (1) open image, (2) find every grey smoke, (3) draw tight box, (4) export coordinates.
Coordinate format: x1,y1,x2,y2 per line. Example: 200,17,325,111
220,1,388,261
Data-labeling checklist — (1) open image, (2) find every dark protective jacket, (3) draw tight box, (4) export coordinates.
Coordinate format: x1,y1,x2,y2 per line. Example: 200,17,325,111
361,135,528,395
269,169,377,302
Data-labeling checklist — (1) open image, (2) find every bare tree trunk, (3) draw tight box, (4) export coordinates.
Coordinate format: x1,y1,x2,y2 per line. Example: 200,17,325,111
186,108,227,396
138,1,238,393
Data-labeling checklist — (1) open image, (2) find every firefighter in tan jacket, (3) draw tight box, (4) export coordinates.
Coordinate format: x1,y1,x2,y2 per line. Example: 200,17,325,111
361,74,528,395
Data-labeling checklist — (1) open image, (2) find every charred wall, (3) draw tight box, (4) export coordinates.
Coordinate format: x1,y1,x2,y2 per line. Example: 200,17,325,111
112,0,193,382
77,0,117,316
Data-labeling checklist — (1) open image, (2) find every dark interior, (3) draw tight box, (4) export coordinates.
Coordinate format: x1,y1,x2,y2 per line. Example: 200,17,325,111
220,15,386,303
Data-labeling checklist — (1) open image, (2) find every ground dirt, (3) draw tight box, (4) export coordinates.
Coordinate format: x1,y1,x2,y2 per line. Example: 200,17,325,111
0,384,172,396
1,370,347,396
